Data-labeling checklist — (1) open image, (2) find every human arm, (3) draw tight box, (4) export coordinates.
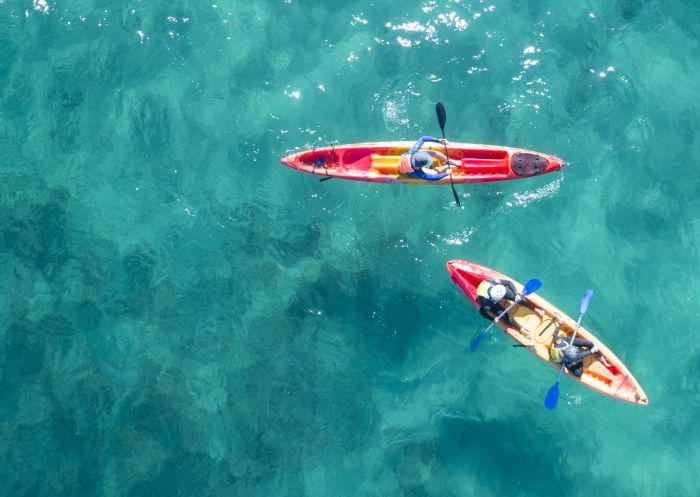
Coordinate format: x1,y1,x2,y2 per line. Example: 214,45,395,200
552,322,562,342
425,150,461,167
418,168,449,181
479,306,495,322
571,338,595,349
495,279,536,310
406,166,448,181
481,304,517,328
406,136,441,155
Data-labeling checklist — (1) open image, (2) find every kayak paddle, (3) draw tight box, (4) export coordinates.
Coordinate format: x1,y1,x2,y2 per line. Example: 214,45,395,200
435,102,460,207
469,278,542,352
544,289,593,410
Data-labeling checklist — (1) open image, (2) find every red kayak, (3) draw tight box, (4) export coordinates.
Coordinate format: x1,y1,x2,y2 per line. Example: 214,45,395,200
447,260,648,405
280,141,565,184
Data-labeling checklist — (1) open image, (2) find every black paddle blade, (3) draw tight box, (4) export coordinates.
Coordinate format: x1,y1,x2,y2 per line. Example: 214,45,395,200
320,177,333,182
436,102,447,131
451,185,461,206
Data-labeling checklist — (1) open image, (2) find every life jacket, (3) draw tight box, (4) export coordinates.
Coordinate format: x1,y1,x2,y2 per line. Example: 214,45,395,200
476,280,493,302
550,343,566,363
398,154,413,174
551,342,579,363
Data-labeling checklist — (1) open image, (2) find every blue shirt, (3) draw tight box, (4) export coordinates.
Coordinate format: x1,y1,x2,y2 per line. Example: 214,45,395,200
403,136,449,181
404,135,441,155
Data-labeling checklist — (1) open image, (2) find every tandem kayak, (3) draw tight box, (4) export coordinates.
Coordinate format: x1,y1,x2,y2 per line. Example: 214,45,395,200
446,260,648,406
280,142,565,185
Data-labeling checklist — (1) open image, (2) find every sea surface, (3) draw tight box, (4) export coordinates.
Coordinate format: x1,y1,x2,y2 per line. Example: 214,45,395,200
1,1,699,496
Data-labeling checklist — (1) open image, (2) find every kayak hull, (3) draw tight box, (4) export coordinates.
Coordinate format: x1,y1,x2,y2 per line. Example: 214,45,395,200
447,260,649,406
280,141,565,184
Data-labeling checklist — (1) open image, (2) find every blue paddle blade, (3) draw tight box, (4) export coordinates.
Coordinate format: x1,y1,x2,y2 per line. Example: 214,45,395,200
521,278,542,297
544,382,560,410
580,289,593,314
469,333,483,352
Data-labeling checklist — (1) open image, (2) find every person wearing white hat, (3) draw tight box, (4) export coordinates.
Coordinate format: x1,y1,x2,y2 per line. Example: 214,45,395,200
475,278,536,333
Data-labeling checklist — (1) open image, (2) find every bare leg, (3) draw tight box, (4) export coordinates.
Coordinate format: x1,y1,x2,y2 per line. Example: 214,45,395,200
427,151,461,167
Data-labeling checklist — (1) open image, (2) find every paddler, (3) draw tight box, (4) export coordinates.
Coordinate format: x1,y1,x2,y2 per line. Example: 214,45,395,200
476,279,537,335
398,136,461,181
550,325,611,377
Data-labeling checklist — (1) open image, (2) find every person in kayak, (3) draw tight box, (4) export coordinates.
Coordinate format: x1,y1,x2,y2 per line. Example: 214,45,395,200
550,325,611,377
476,279,537,334
398,136,461,181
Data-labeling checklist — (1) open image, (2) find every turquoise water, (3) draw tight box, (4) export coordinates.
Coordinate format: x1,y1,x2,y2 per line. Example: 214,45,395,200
1,0,699,495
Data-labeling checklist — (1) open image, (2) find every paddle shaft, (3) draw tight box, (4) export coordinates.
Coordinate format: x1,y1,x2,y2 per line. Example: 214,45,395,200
553,310,586,383
545,290,593,409
512,344,536,350
482,298,520,333
470,299,518,351
435,102,460,206
439,128,459,203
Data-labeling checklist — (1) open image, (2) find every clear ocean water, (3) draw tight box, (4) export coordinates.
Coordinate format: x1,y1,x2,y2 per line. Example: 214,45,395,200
1,1,699,496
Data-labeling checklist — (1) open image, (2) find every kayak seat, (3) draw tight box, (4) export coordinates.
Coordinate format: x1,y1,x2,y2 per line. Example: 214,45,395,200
370,154,401,173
